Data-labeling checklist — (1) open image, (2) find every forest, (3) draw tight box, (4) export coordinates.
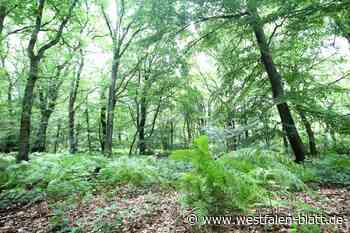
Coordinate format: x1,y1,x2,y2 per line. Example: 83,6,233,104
0,0,349,232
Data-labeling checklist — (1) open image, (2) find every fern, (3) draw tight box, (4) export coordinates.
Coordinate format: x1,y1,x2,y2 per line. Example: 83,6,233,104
171,135,267,215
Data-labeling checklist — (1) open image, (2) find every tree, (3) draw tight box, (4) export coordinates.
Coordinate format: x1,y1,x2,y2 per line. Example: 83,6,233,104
68,49,84,154
31,57,70,152
17,0,79,162
247,0,306,162
100,0,144,155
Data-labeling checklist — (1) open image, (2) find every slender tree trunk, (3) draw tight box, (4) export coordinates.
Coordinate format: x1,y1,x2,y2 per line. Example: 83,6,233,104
17,60,39,162
129,129,138,156
99,106,107,152
138,95,147,154
104,50,119,155
324,123,330,150
75,123,80,150
298,110,317,156
32,111,51,152
68,93,77,154
85,103,92,153
5,81,15,152
226,111,236,151
0,5,6,38
248,2,305,163
243,114,249,140
170,121,174,150
68,55,84,154
185,115,192,146
54,121,61,153
148,96,162,138
99,90,107,152
2,49,15,153
161,124,169,150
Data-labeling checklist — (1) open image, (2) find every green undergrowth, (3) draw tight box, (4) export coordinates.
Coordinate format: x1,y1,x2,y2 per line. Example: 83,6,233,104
0,153,187,209
0,141,349,230
306,153,350,186
170,136,350,219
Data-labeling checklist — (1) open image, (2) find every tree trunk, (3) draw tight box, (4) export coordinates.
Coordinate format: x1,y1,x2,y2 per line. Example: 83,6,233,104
0,5,6,38
3,51,16,153
32,111,51,152
170,121,174,150
129,129,138,156
298,110,317,156
98,89,107,152
17,0,77,162
99,107,106,153
104,51,119,155
243,114,249,140
75,123,80,150
85,103,92,153
17,60,39,162
226,111,236,151
148,96,162,138
68,55,84,154
54,121,61,153
248,2,305,163
138,95,147,154
185,115,192,146
68,97,77,154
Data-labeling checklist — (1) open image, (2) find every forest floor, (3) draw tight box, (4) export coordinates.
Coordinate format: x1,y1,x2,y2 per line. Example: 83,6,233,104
0,184,349,233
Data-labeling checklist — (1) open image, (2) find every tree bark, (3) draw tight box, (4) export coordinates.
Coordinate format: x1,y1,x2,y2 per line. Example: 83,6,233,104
32,111,51,152
138,95,147,154
18,59,39,161
68,54,84,154
248,2,305,163
170,121,174,150
1,41,15,152
226,111,236,151
298,110,317,156
85,101,92,153
129,129,138,156
104,50,119,155
185,114,192,146
4,80,17,153
0,5,6,38
99,91,107,152
68,93,77,153
17,0,78,162
54,121,61,153
32,80,62,152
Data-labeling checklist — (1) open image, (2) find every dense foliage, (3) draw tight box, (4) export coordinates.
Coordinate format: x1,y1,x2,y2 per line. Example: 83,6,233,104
0,0,349,232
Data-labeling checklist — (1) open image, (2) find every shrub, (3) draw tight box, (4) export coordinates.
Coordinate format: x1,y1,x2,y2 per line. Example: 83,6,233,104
97,156,187,187
171,136,267,216
171,136,318,217
308,154,350,185
0,153,108,206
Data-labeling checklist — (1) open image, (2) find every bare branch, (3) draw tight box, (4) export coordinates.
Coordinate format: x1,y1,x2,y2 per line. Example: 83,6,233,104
101,4,114,39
